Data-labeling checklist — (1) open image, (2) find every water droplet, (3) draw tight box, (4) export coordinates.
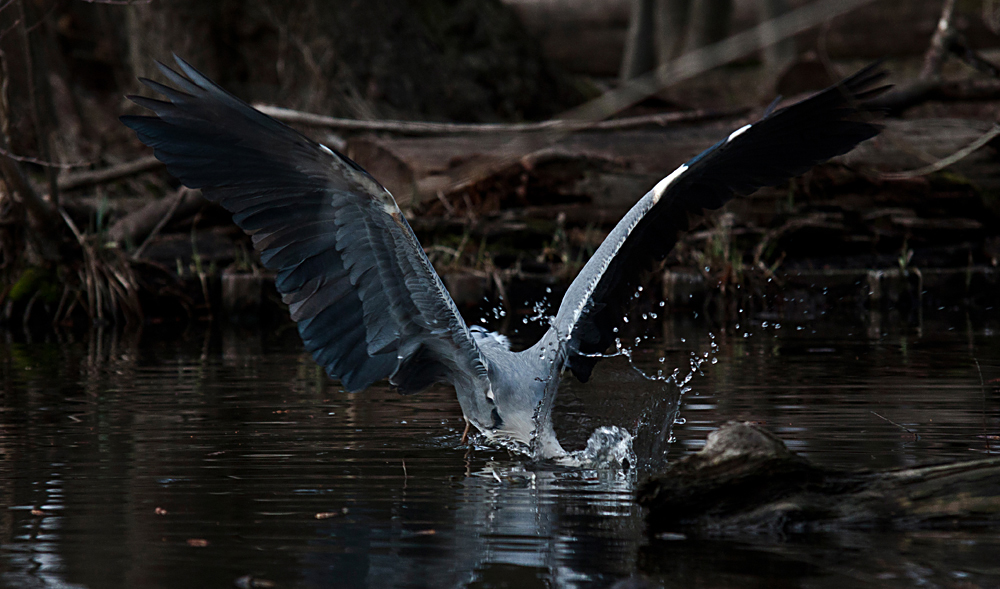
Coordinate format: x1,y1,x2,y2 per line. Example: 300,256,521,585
711,357,718,364
623,316,629,323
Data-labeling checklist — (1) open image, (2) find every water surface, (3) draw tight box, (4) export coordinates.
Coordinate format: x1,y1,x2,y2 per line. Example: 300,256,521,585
1,309,998,588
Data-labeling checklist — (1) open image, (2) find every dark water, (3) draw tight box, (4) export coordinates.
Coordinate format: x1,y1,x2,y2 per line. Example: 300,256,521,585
1,309,999,588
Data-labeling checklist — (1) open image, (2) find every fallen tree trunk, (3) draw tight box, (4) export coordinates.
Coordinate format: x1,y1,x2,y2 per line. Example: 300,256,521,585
345,117,1000,211
256,104,743,135
638,422,1000,535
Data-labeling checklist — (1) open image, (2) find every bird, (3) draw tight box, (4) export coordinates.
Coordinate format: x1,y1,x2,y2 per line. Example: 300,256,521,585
122,57,888,462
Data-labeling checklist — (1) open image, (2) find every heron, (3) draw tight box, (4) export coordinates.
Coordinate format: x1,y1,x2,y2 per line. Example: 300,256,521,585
122,57,887,462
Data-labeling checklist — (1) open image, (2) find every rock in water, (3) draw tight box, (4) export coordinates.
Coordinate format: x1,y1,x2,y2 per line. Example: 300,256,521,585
638,421,1000,535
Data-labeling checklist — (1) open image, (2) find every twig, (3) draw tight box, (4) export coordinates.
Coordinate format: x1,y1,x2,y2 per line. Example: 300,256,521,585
0,18,22,46
0,146,95,169
106,186,204,246
58,155,162,191
880,124,1000,180
254,104,747,135
975,358,990,454
869,78,1000,114
58,205,85,244
132,187,189,260
871,411,918,435
949,37,1000,78
921,0,958,81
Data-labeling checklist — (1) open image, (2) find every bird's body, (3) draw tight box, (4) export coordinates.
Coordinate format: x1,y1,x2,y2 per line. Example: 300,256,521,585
123,58,888,462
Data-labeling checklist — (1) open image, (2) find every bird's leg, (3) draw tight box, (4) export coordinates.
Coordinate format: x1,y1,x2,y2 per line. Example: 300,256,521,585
460,418,471,445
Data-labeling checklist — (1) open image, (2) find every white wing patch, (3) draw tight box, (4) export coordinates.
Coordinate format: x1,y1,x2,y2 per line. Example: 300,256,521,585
651,164,689,204
320,140,398,209
727,124,752,143
469,325,511,350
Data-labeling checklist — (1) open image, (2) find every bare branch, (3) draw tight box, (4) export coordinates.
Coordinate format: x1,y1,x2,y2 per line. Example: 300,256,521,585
921,0,958,81
0,146,97,169
131,187,190,259
57,155,162,191
253,105,747,135
880,123,1000,180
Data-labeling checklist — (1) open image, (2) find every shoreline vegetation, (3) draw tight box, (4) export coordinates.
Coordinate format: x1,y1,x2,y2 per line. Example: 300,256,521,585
2,0,999,332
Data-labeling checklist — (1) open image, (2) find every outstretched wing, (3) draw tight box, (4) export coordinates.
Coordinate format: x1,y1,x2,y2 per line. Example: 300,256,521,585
550,64,889,381
121,56,486,394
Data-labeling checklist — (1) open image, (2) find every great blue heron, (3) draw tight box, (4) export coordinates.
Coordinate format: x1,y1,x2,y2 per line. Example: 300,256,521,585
122,57,887,462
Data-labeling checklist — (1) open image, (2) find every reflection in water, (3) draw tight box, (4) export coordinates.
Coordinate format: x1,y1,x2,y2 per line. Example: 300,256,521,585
0,310,998,588
336,465,639,589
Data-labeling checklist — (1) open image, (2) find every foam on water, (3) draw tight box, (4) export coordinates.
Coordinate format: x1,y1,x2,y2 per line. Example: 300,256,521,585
557,426,636,469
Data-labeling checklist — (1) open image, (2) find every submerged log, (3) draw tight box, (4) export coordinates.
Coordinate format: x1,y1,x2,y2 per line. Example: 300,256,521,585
638,422,1000,535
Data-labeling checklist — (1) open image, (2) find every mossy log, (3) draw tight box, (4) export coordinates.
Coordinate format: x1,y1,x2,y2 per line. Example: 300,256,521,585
638,422,1000,535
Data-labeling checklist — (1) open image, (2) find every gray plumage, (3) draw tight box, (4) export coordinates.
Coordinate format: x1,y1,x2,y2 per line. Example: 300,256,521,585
122,57,888,460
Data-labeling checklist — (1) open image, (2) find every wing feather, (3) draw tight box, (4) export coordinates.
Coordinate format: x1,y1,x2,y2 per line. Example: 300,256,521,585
121,56,487,394
550,64,890,381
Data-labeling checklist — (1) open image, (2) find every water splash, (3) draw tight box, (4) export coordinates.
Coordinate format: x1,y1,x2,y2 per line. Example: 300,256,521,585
558,426,636,469
478,295,507,324
522,296,552,325
623,334,720,471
